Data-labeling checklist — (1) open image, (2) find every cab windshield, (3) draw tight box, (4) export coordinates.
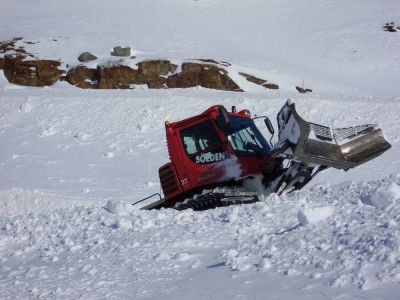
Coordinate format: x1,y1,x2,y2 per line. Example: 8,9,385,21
225,116,270,156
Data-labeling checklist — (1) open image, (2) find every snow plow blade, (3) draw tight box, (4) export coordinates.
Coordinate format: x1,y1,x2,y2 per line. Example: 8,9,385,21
271,100,391,170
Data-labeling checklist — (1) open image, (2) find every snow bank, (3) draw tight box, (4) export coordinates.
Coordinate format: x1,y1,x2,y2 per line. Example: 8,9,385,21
366,182,400,210
1,177,400,299
297,206,335,225
222,176,400,290
0,188,102,218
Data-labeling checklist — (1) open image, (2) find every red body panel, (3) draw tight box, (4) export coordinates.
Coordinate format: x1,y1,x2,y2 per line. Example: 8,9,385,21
159,105,280,202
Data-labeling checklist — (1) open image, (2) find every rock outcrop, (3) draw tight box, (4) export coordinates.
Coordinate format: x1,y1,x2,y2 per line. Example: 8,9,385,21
239,72,279,90
1,38,282,92
66,66,98,89
3,55,63,86
383,22,400,32
98,65,139,89
263,83,279,89
67,65,139,89
167,62,242,91
296,86,312,93
138,60,177,89
0,37,26,55
65,60,245,91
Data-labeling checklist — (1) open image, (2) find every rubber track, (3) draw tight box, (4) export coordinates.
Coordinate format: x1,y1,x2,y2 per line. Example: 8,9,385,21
174,191,259,211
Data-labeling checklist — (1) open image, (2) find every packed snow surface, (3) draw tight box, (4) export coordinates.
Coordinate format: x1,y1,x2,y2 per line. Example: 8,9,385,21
1,0,400,299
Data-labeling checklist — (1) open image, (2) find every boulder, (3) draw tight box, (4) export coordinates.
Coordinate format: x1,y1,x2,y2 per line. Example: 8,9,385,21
3,55,63,86
167,62,242,91
138,60,177,89
112,46,132,57
97,65,139,89
198,58,231,67
239,72,267,85
263,83,279,89
296,86,312,93
78,52,97,62
138,60,177,77
0,57,4,69
66,66,98,89
383,22,397,32
239,72,279,90
66,64,142,89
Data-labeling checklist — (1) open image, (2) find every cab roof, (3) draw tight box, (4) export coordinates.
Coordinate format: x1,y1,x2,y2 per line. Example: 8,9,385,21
165,105,252,129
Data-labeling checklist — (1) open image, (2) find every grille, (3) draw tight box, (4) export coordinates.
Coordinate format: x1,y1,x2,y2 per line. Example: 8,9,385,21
310,123,332,141
159,164,180,196
333,124,374,142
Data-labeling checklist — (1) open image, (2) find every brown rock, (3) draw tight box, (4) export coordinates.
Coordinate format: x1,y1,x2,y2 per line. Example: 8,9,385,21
138,60,177,77
146,77,168,89
239,72,267,85
167,62,242,91
383,22,397,32
0,41,17,53
263,83,279,90
296,86,312,93
137,60,177,89
3,55,63,86
239,72,279,90
66,66,98,89
97,65,139,89
0,38,28,55
0,57,4,69
197,58,231,67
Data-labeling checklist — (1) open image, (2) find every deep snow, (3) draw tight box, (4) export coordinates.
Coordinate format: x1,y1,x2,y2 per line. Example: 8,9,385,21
1,0,400,299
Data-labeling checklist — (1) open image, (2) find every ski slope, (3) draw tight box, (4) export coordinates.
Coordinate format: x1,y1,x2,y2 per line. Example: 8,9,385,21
1,0,400,299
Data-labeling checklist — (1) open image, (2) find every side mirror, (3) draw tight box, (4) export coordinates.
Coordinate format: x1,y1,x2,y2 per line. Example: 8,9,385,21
264,117,275,135
216,107,232,133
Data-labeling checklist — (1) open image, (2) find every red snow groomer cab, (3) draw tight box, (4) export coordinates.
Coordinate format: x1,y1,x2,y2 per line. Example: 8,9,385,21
158,105,282,208
138,101,391,210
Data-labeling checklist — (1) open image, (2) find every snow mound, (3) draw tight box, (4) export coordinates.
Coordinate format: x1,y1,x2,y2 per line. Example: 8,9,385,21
297,206,335,225
1,177,400,298
364,182,400,210
223,176,400,290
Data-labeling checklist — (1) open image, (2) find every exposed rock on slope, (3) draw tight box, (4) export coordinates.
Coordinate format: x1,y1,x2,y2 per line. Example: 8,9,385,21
98,65,139,89
66,66,98,89
0,38,283,92
138,60,177,89
3,55,63,87
65,60,243,91
239,72,279,90
167,62,242,91
296,86,313,93
383,22,400,32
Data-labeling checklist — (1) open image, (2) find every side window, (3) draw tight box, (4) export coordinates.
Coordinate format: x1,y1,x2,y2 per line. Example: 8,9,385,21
180,121,221,155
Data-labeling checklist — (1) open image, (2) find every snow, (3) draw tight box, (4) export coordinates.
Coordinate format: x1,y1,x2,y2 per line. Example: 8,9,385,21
1,0,400,299
297,206,335,226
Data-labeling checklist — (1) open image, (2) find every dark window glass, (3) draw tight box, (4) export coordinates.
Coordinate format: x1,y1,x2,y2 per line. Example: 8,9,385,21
226,116,270,156
180,121,222,155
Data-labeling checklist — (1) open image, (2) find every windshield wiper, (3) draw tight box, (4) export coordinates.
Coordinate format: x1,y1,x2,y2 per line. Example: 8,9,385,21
240,125,263,153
